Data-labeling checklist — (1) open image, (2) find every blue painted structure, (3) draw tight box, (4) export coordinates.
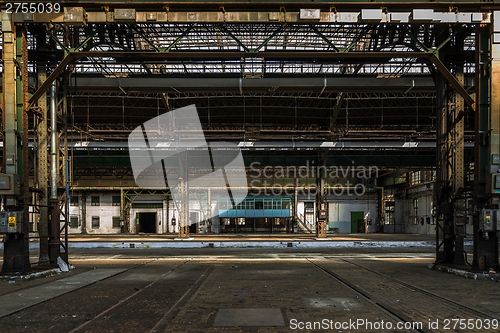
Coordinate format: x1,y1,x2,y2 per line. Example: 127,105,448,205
218,197,292,218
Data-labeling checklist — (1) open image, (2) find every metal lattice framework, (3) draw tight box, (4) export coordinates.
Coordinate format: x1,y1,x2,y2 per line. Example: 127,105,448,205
37,22,476,76
0,17,477,142
15,20,473,142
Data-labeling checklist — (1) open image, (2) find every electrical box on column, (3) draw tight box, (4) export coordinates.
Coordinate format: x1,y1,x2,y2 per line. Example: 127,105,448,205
0,173,23,234
480,207,500,232
0,174,20,196
486,154,500,194
0,211,23,234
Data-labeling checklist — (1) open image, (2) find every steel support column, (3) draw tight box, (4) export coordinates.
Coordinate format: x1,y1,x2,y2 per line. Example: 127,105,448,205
36,69,50,265
378,187,384,233
473,20,500,271
177,155,190,238
293,188,298,234
81,193,87,234
120,188,125,233
435,80,464,264
452,66,466,265
206,189,212,233
1,15,30,274
58,83,70,262
20,22,31,270
49,83,61,264
166,196,170,233
316,151,327,238
434,26,469,265
177,177,189,238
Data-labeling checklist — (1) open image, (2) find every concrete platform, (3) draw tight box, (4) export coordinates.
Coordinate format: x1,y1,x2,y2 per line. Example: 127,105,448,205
2,233,463,249
0,268,126,318
0,246,498,332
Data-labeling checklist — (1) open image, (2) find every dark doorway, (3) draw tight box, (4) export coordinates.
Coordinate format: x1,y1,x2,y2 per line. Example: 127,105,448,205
255,218,271,233
138,212,156,233
304,202,315,225
189,212,198,233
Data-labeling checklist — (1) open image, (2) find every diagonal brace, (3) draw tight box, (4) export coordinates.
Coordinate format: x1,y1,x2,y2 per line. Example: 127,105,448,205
429,53,474,106
28,54,75,106
164,23,197,52
218,24,249,52
252,24,287,53
309,24,339,52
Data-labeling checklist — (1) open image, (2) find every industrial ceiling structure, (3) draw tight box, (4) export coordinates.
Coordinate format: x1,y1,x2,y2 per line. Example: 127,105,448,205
0,1,499,274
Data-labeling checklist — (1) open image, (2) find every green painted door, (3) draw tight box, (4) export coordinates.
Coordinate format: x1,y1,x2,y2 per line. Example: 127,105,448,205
351,211,364,233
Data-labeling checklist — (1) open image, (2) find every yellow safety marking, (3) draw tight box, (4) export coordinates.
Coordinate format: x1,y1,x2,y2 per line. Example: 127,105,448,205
8,216,16,228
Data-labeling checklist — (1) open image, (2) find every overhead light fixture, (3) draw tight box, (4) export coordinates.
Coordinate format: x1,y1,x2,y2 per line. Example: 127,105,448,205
300,9,321,20
156,142,172,147
402,142,418,148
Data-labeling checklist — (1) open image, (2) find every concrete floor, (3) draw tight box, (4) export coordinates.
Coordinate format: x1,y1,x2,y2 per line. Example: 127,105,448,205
0,246,499,332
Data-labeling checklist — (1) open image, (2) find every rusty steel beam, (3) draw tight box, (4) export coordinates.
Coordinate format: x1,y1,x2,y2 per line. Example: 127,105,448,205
70,50,430,61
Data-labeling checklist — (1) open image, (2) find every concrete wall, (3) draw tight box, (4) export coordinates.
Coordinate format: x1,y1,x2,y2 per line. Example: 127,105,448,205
67,187,449,235
67,192,212,234
383,184,436,234
68,197,83,234
68,194,121,234
327,193,378,234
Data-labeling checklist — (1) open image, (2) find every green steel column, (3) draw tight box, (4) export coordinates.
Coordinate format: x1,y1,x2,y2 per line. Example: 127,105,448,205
1,14,30,274
2,15,16,176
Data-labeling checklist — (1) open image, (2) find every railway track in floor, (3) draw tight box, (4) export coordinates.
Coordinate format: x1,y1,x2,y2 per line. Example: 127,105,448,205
307,257,499,333
0,259,159,315
68,265,213,333
1,254,498,332
0,259,215,333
